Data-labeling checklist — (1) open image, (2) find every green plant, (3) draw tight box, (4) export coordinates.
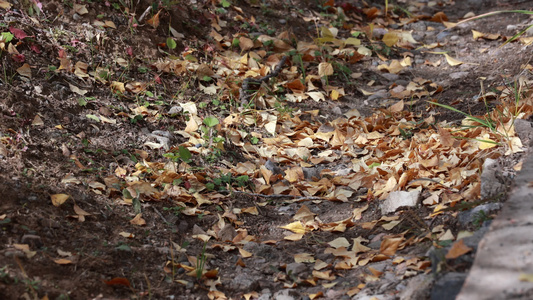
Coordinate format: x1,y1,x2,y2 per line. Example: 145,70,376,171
206,172,252,192
196,242,207,279
0,265,10,283
472,210,492,229
163,145,192,164
163,205,185,217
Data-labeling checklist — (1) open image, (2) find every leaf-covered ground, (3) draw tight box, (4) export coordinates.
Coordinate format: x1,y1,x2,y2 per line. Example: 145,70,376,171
1,0,533,299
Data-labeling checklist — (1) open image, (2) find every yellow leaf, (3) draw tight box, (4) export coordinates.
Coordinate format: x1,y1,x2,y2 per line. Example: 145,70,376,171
443,53,463,66
239,248,253,258
382,32,398,47
479,138,497,149
280,221,306,234
472,30,484,40
51,194,69,207
331,89,340,100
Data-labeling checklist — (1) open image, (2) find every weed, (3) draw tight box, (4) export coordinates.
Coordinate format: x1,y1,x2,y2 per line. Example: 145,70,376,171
162,205,185,217
472,210,492,229
196,242,207,280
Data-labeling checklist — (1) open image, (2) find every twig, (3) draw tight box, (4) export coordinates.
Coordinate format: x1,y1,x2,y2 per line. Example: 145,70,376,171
138,5,152,23
152,206,169,223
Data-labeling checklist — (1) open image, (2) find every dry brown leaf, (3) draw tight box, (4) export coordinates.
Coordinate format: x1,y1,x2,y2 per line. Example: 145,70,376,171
16,63,31,78
445,239,472,259
146,10,161,28
438,127,454,147
380,236,403,256
239,36,254,51
389,100,404,112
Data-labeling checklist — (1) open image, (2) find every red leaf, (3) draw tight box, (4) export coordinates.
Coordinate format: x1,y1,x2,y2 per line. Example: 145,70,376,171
104,277,131,287
30,44,41,54
126,47,133,57
9,27,29,40
58,49,67,59
12,54,25,63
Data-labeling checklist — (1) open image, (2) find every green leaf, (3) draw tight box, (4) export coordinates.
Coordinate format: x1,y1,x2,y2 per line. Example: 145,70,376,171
221,0,231,8
116,244,132,252
1,32,14,43
167,37,177,49
232,38,240,48
185,54,198,62
178,145,192,163
77,98,88,107
203,116,219,127
368,162,381,168
86,114,100,122
132,195,141,214
201,75,212,82
122,189,132,199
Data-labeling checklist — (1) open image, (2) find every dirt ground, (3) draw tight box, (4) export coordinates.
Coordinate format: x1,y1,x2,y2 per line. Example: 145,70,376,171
1,0,532,299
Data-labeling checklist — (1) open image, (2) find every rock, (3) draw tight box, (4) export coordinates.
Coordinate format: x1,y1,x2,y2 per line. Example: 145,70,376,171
449,72,469,79
367,89,389,101
258,289,272,300
457,203,502,226
380,190,420,214
380,73,399,82
430,272,467,300
399,273,433,300
273,289,298,300
229,271,259,291
480,158,510,200
168,106,183,115
514,119,533,147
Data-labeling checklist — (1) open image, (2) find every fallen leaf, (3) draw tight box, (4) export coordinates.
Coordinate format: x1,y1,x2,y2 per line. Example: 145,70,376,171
51,194,69,206
445,239,472,259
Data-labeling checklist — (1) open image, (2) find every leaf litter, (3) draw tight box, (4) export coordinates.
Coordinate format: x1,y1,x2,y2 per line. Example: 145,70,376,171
1,0,533,298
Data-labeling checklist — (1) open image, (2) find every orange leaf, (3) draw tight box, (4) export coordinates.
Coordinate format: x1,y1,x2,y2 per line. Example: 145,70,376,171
430,12,448,23
445,239,472,259
146,10,161,28
104,277,131,287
